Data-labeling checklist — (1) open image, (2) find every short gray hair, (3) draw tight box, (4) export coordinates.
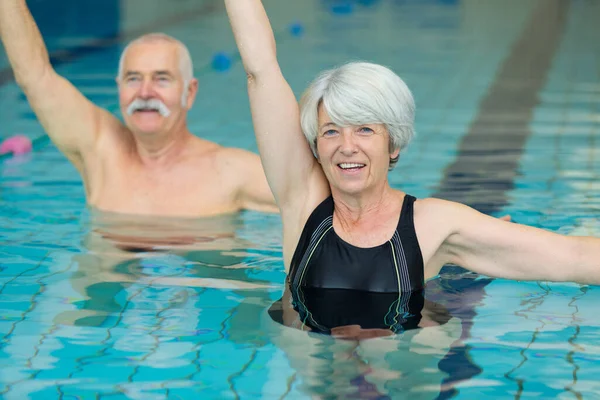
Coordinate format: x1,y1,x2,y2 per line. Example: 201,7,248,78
299,62,415,170
117,33,194,104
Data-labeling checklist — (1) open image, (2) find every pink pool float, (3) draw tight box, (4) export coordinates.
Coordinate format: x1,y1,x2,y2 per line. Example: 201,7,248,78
0,135,33,156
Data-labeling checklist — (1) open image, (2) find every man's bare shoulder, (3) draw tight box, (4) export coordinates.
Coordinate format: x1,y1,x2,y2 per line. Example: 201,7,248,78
211,145,262,168
179,136,222,160
214,145,260,158
209,146,265,190
183,138,260,172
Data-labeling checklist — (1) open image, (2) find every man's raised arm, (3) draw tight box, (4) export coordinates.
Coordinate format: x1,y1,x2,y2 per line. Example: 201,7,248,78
0,0,118,169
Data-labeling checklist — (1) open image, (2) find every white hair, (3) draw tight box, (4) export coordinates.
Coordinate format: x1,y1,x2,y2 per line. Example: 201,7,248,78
117,33,194,106
300,62,415,170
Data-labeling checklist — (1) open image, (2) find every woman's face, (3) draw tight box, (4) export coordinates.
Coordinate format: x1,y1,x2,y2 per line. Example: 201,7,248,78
315,104,399,197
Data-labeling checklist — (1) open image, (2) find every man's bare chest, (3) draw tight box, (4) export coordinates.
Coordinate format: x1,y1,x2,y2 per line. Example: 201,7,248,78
87,159,239,216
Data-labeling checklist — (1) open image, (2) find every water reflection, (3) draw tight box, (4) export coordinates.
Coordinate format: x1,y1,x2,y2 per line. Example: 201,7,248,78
54,208,281,328
270,284,452,336
265,270,492,398
62,208,491,398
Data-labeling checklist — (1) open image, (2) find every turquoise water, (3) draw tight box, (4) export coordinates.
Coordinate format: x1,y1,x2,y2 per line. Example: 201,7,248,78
2,0,600,398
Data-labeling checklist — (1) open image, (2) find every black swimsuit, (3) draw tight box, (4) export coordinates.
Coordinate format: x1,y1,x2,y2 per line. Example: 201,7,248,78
283,194,426,333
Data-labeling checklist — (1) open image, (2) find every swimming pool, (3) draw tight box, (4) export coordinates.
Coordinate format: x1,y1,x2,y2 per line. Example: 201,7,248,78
2,0,600,398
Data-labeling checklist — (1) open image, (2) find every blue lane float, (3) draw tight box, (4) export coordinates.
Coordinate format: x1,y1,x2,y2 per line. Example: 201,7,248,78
289,21,304,37
211,52,233,72
357,0,381,6
331,2,354,15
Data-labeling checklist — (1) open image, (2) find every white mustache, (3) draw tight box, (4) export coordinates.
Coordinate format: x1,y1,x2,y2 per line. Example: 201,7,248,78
126,98,171,117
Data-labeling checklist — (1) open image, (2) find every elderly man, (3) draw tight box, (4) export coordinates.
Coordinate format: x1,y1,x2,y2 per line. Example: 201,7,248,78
0,0,277,217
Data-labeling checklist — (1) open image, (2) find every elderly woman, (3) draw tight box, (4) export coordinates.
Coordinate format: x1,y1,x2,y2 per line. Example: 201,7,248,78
224,0,600,335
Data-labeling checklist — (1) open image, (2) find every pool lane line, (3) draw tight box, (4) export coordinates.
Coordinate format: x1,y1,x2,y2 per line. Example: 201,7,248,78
431,1,571,397
432,0,570,216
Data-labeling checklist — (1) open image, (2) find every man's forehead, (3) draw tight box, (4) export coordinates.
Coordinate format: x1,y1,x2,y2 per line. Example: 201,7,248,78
123,42,180,69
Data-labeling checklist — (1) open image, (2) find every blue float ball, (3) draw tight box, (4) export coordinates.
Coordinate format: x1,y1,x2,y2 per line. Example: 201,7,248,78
331,2,354,15
289,21,304,37
212,52,232,72
357,0,380,6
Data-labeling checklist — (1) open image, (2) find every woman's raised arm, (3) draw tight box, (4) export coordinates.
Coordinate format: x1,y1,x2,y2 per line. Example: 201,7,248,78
224,0,328,213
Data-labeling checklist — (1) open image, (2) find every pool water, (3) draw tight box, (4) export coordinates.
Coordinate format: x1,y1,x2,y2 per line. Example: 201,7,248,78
2,0,600,398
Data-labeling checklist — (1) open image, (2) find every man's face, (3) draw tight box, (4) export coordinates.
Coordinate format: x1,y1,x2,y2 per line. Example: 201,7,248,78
118,41,197,136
